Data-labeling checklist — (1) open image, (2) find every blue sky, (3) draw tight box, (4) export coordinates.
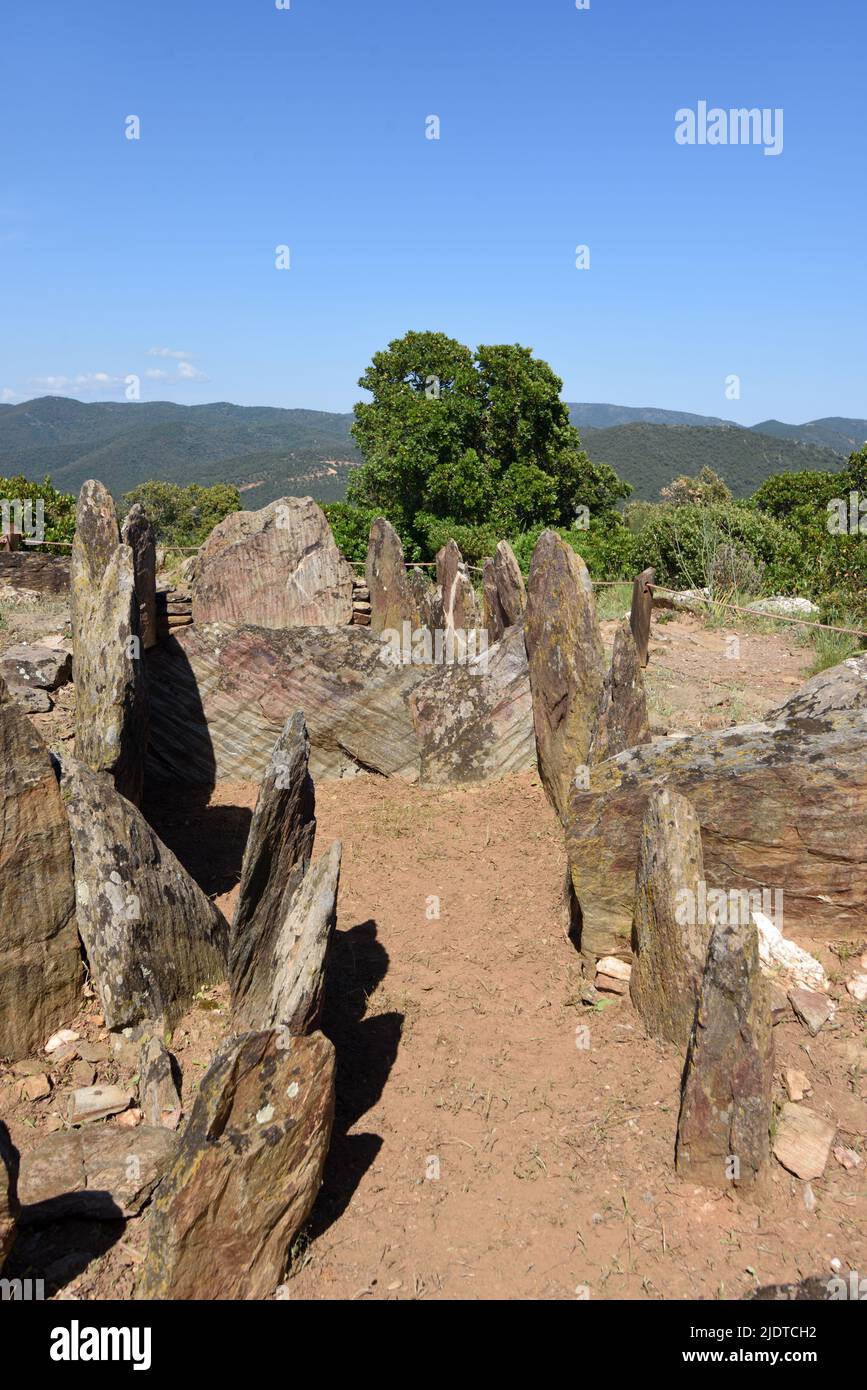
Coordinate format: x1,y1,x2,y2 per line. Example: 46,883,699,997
1,0,864,423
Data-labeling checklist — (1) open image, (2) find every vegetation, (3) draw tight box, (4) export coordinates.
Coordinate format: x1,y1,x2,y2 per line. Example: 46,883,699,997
0,474,76,546
120,481,241,548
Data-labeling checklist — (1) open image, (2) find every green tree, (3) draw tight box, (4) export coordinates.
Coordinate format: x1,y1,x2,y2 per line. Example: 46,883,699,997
346,331,629,551
0,474,76,546
120,481,240,547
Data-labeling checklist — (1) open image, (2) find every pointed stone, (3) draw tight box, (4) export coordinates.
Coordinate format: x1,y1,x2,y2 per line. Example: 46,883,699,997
0,678,80,1060
493,540,526,626
139,1035,183,1130
230,713,316,1022
121,503,158,650
523,529,606,821
71,479,148,805
629,789,710,1047
137,1029,335,1300
60,755,228,1031
366,517,414,636
482,557,506,643
255,840,341,1036
590,621,651,763
436,539,478,632
629,566,655,668
676,914,774,1192
407,566,436,630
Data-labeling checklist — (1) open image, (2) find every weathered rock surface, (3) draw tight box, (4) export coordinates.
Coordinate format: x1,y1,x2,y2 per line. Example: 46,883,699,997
410,625,536,783
121,503,157,650
60,755,228,1031
437,539,479,632
524,529,606,820
147,622,535,787
139,1036,183,1130
192,496,354,628
366,516,416,635
629,566,655,668
261,840,341,1035
0,642,71,691
0,678,80,1060
629,788,709,1046
5,683,52,713
766,651,867,722
137,1029,335,1300
68,1084,132,1125
773,1104,836,1181
482,557,506,643
230,713,317,1024
0,1121,18,1269
567,701,867,960
0,550,69,595
407,566,437,629
788,987,833,1037
676,915,774,1192
494,540,526,627
589,621,650,763
17,1125,176,1223
70,479,147,805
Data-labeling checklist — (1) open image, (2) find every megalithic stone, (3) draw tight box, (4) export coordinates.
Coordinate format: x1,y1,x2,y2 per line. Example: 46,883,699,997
629,788,710,1047
60,755,228,1031
121,502,158,650
629,566,655,668
366,516,415,636
0,677,80,1061
230,712,316,1021
523,529,606,821
137,1029,335,1300
258,840,342,1036
589,621,651,764
676,913,774,1193
482,557,507,643
436,539,478,632
493,540,526,626
71,479,148,805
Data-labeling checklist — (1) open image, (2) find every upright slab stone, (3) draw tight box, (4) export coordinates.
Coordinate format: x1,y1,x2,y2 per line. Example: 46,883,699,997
629,566,655,668
230,713,317,1022
0,1121,18,1271
259,840,341,1036
436,539,478,632
60,756,228,1031
590,621,651,764
366,517,415,635
676,915,774,1192
407,566,436,630
482,557,506,643
523,530,606,821
0,677,80,1060
137,1029,335,1300
493,540,526,626
629,789,710,1046
121,503,157,651
192,496,354,628
71,479,147,805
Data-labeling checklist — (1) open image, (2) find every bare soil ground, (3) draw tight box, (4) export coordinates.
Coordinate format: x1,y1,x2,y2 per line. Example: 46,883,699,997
2,608,865,1300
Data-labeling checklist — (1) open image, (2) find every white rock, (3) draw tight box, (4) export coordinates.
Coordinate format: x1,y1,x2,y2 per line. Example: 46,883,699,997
45,1029,80,1055
596,956,631,981
746,596,820,618
754,911,827,992
846,974,867,1003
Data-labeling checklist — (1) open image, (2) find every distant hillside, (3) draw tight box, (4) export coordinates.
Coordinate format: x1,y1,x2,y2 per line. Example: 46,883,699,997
567,402,736,430
581,423,846,500
0,397,360,502
749,417,867,456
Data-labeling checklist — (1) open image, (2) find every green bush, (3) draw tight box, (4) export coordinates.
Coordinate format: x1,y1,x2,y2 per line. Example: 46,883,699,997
320,502,381,564
0,474,76,547
120,481,240,548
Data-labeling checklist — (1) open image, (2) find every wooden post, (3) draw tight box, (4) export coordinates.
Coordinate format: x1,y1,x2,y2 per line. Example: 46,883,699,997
629,566,655,668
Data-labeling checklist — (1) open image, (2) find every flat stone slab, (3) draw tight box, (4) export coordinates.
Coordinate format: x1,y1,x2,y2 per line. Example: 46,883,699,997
18,1126,176,1222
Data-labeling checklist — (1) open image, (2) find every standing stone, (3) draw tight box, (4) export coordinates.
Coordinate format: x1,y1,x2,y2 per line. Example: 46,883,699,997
192,496,354,628
676,914,774,1192
0,678,80,1060
629,566,655,668
121,503,158,651
137,1029,335,1300
71,479,147,805
493,540,526,626
590,622,651,763
60,756,228,1031
366,517,414,636
629,789,710,1046
482,557,506,643
436,539,479,632
230,713,316,1021
523,530,606,821
407,566,436,630
256,840,342,1036
139,1035,183,1130
0,1121,18,1270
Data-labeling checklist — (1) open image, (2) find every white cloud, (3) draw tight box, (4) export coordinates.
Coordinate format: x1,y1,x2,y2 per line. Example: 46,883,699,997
177,360,209,382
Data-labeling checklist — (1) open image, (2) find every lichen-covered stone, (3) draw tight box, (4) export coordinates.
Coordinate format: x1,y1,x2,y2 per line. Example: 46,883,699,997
436,539,479,632
0,678,80,1060
589,621,650,764
366,516,416,635
493,540,526,626
137,1029,335,1300
524,529,606,821
139,1035,182,1130
676,914,773,1192
60,755,228,1031
629,788,709,1045
192,496,354,628
260,840,341,1036
121,502,157,651
71,479,147,805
